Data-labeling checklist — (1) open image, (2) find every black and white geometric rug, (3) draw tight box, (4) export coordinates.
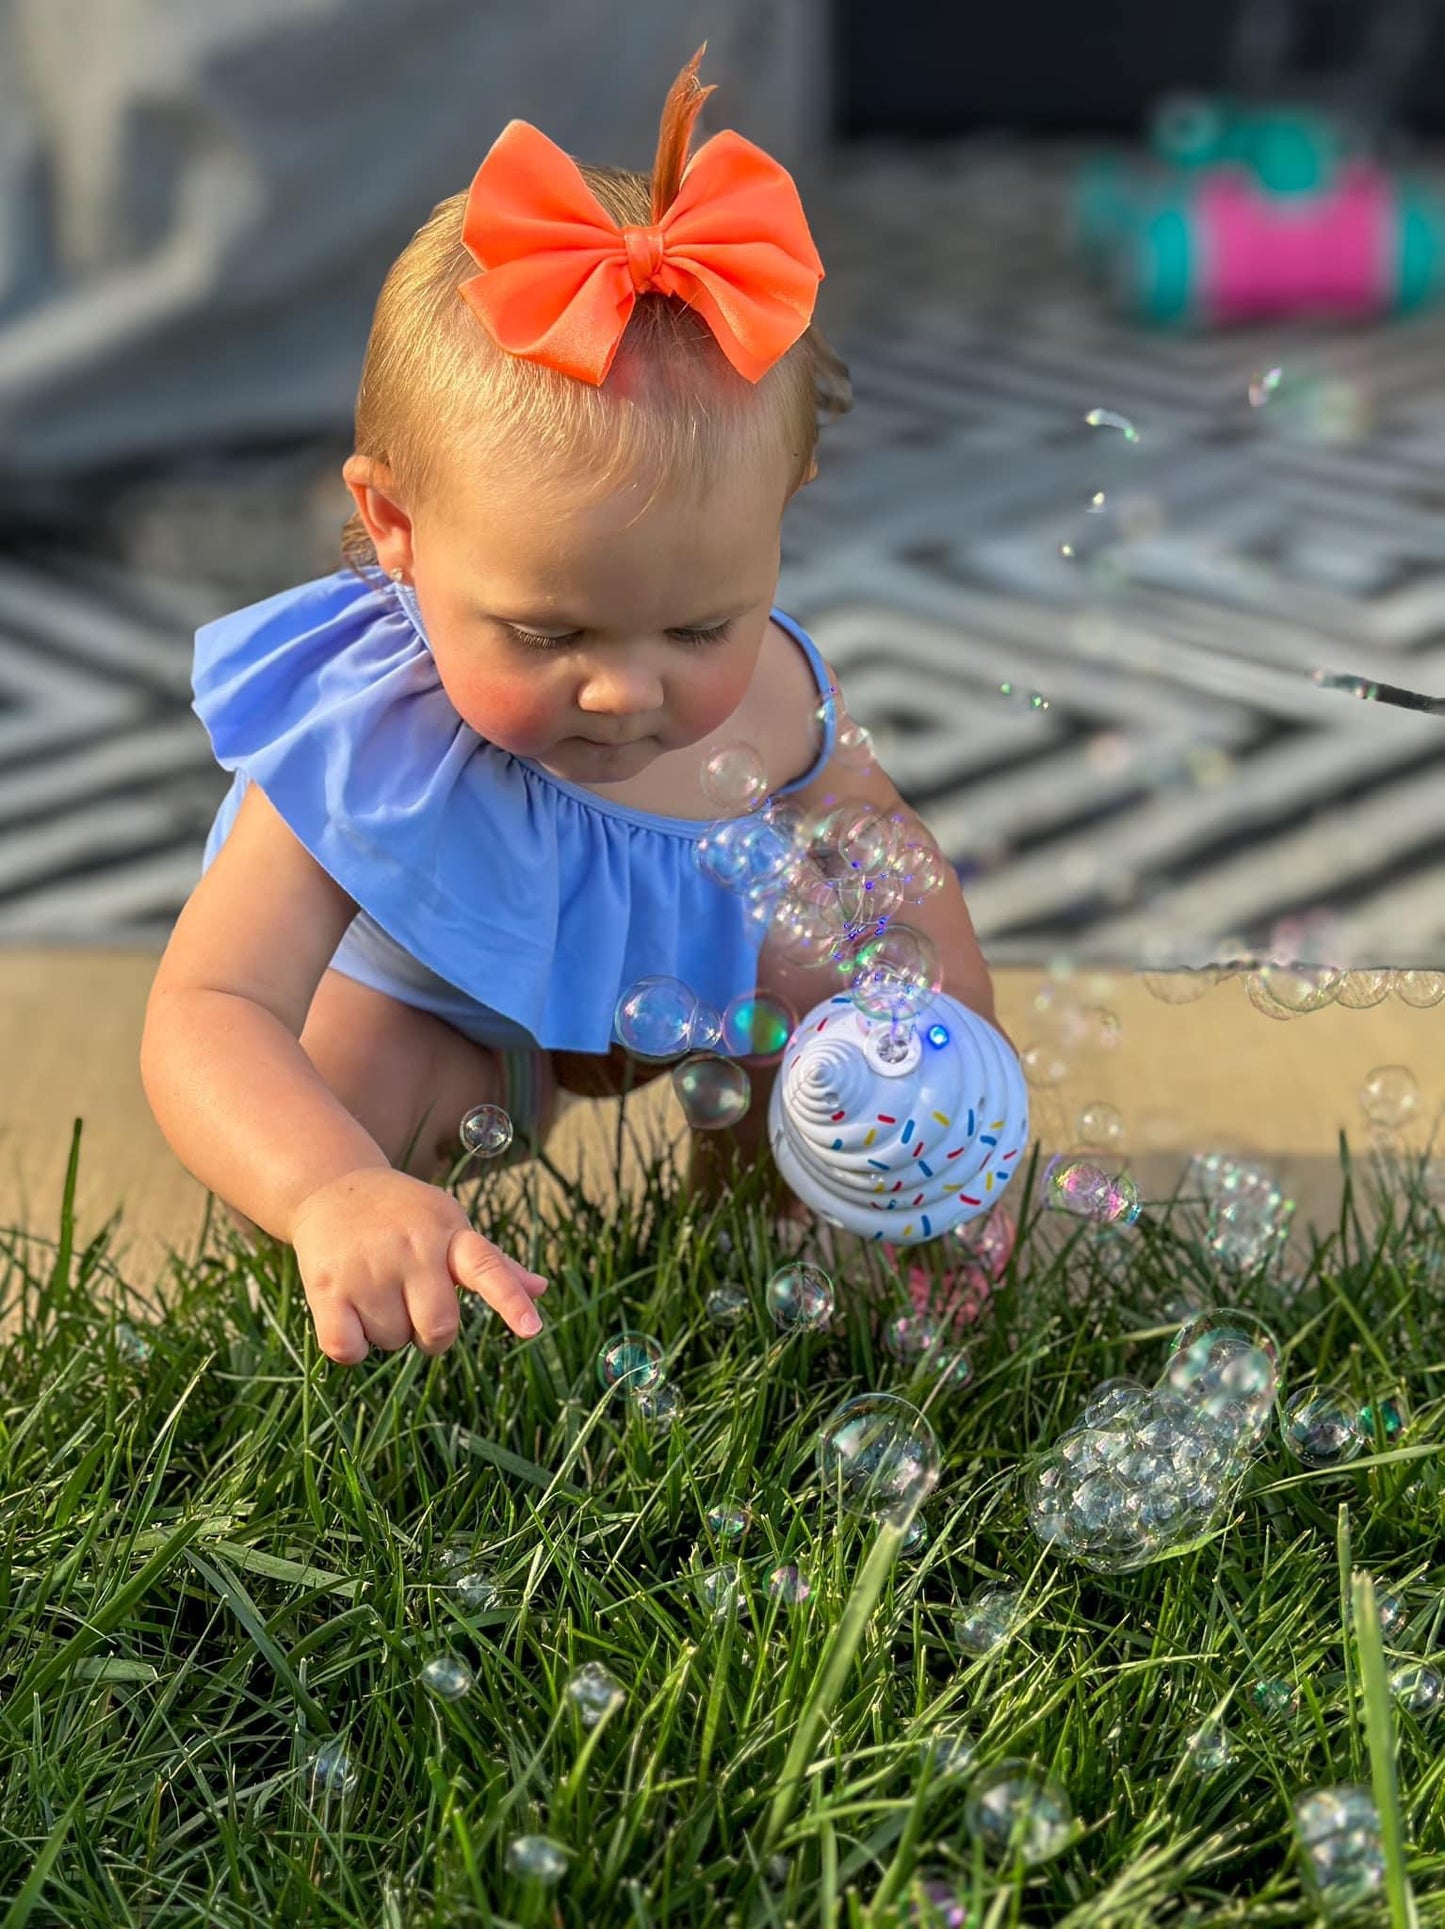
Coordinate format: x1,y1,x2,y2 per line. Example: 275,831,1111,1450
2,142,1443,968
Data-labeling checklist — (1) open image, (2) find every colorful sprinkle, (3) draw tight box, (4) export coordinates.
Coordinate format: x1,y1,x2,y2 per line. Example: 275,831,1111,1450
901,1120,915,1143
980,1134,997,1147
931,1110,951,1127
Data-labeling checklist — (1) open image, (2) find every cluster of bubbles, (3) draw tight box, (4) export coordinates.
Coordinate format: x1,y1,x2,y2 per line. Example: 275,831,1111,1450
1026,1309,1282,1573
1187,1152,1295,1273
1041,1153,1142,1228
1139,951,1445,1020
1292,1786,1384,1915
596,704,959,1122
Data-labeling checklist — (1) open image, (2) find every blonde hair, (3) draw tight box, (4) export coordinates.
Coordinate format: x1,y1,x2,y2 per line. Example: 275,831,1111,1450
340,45,851,582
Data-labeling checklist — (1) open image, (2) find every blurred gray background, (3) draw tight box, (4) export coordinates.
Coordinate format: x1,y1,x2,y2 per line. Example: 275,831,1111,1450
2,0,1445,969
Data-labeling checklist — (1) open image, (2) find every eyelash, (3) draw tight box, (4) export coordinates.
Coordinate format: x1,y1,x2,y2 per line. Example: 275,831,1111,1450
504,621,735,653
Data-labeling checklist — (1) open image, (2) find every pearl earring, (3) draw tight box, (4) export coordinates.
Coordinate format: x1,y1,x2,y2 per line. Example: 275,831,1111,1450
390,567,406,583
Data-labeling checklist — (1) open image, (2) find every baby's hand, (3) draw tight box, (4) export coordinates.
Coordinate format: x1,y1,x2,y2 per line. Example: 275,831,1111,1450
287,1167,548,1365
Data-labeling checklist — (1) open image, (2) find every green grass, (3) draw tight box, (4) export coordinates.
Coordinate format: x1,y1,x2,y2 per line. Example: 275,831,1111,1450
2,1114,1444,1927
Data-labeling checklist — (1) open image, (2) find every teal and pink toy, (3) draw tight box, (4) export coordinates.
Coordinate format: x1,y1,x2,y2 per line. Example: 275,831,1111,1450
1074,96,1445,324
767,991,1029,1243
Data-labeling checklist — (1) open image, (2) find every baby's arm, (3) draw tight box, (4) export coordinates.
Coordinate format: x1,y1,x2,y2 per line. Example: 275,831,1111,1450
140,783,389,1240
142,784,548,1359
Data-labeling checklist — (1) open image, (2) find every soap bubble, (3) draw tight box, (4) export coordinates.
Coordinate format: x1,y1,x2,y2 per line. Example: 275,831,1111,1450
1293,1787,1384,1913
952,1205,1016,1278
114,1319,154,1365
1358,1395,1407,1447
1283,1387,1363,1469
706,1500,753,1540
721,990,795,1058
566,1661,625,1727
1083,1378,1151,1429
817,1392,941,1519
1395,970,1445,1008
419,1654,473,1701
1183,1723,1233,1773
1021,1040,1070,1086
765,1262,835,1332
614,975,702,1057
963,1761,1075,1864
1249,1677,1300,1720
922,1727,977,1779
1246,963,1344,1017
1390,1663,1443,1717
903,1875,972,1927
1360,1065,1419,1129
954,1586,1021,1656
695,811,798,905
1249,367,1283,408
697,1562,746,1618
630,1382,683,1428
308,1740,358,1797
848,922,942,1024
1186,1157,1294,1270
452,1568,503,1611
1336,970,1395,1009
672,1054,752,1129
459,1104,514,1157
704,1283,749,1326
1351,1581,1410,1639
884,1309,945,1365
901,1513,931,1555
896,840,952,904
768,1563,812,1605
999,680,1052,709
1042,1156,1142,1226
1085,407,1140,444
1077,1101,1124,1149
505,1835,570,1883
597,1331,665,1395
1166,1311,1279,1449
701,741,769,814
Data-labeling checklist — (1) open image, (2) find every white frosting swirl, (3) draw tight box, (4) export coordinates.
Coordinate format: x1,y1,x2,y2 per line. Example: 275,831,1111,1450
766,991,1029,1243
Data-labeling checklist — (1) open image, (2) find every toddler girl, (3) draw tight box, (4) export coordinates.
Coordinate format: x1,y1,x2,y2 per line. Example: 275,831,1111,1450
140,46,998,1367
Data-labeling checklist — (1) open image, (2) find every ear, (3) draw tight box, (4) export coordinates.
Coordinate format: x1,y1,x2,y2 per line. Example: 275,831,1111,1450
341,456,414,572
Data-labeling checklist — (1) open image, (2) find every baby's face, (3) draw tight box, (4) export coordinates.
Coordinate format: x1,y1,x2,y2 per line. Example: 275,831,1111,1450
358,448,798,781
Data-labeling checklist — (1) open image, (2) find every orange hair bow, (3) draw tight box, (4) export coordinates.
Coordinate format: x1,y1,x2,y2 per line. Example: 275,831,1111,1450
458,117,825,386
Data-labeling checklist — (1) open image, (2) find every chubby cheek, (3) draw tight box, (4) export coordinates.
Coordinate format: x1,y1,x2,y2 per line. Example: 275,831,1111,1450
669,640,763,743
430,651,558,754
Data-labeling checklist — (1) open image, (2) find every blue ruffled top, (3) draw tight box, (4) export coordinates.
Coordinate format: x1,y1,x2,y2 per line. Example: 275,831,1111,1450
191,567,836,1053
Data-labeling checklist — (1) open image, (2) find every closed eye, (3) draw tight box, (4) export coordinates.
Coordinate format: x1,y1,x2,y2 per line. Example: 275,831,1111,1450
503,621,735,653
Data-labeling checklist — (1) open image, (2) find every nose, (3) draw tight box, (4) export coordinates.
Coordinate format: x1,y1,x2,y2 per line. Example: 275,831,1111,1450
575,662,665,719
